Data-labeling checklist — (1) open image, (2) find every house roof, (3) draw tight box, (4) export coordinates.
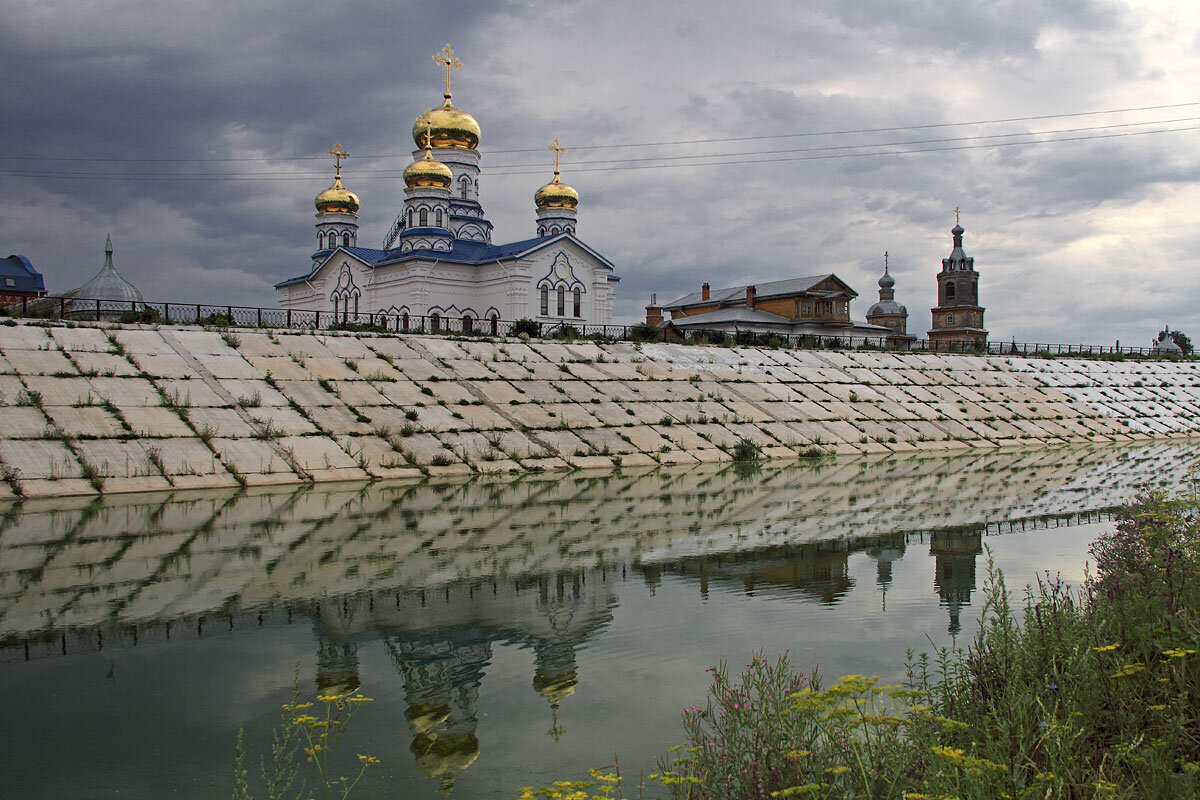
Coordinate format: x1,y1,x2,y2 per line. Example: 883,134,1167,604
665,274,856,309
277,232,615,289
669,306,794,326
1,254,46,294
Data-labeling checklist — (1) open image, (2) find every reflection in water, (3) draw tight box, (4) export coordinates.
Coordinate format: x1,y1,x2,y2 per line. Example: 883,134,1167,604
1,443,1197,796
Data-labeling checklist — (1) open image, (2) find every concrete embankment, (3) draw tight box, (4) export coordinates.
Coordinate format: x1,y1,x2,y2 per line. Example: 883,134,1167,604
0,320,1193,498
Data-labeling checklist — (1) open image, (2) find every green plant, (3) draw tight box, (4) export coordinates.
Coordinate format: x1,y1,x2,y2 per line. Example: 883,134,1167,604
234,681,379,800
237,391,263,409
511,318,540,338
404,409,419,421
222,331,242,349
430,452,454,467
730,437,762,462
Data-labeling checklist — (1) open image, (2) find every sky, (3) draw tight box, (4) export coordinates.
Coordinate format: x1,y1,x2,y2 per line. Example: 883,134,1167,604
2,0,1199,345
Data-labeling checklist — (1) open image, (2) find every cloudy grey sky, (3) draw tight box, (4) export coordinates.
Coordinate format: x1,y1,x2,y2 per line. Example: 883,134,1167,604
2,0,1198,345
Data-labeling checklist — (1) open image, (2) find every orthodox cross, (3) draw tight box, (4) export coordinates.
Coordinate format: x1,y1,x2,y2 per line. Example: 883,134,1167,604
327,142,349,177
884,250,889,272
548,137,565,175
433,44,463,96
955,206,960,225
422,120,435,152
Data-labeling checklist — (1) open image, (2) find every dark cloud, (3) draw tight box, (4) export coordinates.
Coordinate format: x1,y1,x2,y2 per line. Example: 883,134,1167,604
0,0,1196,346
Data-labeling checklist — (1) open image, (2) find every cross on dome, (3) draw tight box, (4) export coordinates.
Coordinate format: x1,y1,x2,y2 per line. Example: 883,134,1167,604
548,137,566,176
433,44,463,98
327,142,349,177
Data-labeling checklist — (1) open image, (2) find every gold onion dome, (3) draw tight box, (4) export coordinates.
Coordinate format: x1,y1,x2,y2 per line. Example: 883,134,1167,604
404,147,454,190
412,96,481,150
534,172,579,210
315,176,359,215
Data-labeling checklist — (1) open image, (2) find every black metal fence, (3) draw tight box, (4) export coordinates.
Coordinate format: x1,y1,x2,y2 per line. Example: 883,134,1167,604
1,293,1181,358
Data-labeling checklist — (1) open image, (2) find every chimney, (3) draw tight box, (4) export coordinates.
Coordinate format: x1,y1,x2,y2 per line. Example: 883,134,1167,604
745,285,756,309
645,293,663,326
701,282,710,301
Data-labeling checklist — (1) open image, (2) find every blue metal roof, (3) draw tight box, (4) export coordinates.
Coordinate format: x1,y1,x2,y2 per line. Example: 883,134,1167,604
1,255,46,294
277,233,615,288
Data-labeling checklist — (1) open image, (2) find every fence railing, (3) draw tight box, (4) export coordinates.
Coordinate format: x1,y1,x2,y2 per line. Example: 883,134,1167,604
0,293,1181,358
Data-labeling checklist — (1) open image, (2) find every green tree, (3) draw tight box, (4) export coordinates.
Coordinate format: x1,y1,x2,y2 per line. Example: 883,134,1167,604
1157,327,1193,354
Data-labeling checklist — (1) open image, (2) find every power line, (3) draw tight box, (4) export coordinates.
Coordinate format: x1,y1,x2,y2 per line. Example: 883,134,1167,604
1,124,1196,182
0,101,1197,165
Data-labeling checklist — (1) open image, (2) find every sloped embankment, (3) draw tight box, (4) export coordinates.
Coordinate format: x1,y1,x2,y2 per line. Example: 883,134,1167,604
0,320,1191,498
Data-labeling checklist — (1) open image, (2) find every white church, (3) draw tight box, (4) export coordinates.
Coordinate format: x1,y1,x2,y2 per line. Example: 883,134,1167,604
276,46,619,330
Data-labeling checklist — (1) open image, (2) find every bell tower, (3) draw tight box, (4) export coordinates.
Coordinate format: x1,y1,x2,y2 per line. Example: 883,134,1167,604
928,210,987,350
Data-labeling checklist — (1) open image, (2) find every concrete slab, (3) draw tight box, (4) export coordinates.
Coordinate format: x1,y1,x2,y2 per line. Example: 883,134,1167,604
217,379,290,407
87,376,161,407
186,407,256,438
155,379,227,408
0,325,53,350
118,406,195,438
196,355,265,380
300,357,360,381
49,327,114,352
245,356,310,380
335,434,424,478
246,406,321,436
329,380,390,407
0,407,49,438
305,405,372,435
275,379,341,407
276,435,366,482
3,348,76,375
354,358,406,382
208,438,296,478
44,405,126,437
112,329,176,355
0,438,84,480
21,376,96,406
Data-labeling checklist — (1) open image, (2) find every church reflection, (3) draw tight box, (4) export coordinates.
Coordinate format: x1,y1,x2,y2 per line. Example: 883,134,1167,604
2,443,1196,795
303,569,615,795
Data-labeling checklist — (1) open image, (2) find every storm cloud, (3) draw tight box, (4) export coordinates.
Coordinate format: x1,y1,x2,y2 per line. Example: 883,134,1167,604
1,0,1197,346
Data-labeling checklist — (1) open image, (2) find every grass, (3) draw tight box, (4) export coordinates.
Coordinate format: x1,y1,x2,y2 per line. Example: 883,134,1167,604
522,483,1200,799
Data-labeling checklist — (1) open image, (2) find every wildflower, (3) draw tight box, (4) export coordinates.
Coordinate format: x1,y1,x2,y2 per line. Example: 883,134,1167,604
1092,643,1121,653
1163,647,1196,658
1110,663,1145,678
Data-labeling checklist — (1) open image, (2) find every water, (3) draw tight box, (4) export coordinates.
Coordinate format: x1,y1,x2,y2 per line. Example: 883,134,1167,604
0,443,1195,798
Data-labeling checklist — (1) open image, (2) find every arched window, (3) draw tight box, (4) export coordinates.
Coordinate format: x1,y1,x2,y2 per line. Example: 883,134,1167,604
435,209,443,227
419,208,428,226
407,209,414,227
946,313,955,325
462,315,473,333
460,177,470,200
540,287,549,315
430,312,441,332
573,288,581,317
557,286,566,316
342,232,351,247
946,282,956,300
402,312,410,332
489,313,499,335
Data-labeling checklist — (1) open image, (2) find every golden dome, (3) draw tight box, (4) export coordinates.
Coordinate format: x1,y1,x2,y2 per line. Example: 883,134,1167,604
533,669,578,705
404,147,454,190
413,96,481,150
534,172,579,210
315,175,359,215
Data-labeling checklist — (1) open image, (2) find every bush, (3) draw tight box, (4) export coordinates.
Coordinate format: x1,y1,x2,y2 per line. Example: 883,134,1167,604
630,323,661,342
511,318,541,338
730,437,762,462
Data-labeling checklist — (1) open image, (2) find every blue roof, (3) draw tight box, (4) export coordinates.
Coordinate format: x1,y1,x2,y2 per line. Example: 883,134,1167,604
1,255,46,294
277,233,615,288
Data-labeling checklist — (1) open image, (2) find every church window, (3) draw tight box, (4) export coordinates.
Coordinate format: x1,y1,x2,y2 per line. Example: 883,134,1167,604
969,283,976,301
435,209,443,227
419,208,428,226
407,209,414,227
342,233,351,247
573,288,581,317
462,315,473,332
540,287,549,315
460,177,470,200
430,312,441,332
946,313,955,325
946,282,956,300
402,312,410,331
489,313,499,335
557,286,566,316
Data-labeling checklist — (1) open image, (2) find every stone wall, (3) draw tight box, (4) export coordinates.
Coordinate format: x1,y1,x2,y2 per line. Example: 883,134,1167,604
0,320,1194,499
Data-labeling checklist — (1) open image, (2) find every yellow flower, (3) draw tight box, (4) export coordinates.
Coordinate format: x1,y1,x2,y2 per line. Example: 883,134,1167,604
1092,643,1121,653
1110,663,1145,678
1163,648,1196,658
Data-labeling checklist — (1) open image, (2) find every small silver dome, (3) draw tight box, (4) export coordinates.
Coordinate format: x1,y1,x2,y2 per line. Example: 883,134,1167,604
868,300,906,316
73,235,145,304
